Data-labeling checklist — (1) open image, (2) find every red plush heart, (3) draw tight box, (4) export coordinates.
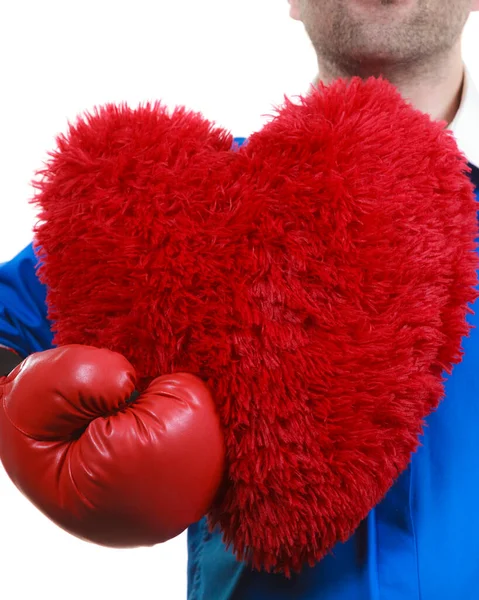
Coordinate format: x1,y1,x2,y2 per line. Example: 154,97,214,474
33,77,478,574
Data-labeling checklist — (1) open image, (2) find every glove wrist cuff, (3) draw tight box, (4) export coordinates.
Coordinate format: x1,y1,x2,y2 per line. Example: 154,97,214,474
0,347,23,377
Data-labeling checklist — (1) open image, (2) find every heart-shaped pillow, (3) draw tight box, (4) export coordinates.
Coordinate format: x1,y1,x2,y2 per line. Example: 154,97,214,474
33,77,478,574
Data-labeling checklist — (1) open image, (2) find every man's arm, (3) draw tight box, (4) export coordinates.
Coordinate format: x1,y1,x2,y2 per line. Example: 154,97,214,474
0,243,53,374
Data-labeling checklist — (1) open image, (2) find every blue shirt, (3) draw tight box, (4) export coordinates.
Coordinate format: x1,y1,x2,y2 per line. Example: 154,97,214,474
1,141,478,600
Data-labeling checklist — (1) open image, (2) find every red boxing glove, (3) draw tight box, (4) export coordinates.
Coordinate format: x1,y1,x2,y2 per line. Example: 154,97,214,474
0,345,224,547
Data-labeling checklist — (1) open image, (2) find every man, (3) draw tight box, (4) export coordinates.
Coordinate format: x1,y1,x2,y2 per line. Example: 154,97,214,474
1,1,479,598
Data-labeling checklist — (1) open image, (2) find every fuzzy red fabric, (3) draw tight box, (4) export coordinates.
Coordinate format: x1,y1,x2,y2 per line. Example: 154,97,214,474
32,77,478,574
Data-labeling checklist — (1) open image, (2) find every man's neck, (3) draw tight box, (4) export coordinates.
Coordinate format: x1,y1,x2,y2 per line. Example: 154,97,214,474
315,42,465,125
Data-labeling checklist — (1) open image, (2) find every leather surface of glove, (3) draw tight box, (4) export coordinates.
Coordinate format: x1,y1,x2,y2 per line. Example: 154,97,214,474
0,344,224,547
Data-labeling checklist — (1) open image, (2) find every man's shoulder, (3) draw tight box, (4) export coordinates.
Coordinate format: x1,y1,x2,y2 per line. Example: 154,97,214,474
1,242,38,270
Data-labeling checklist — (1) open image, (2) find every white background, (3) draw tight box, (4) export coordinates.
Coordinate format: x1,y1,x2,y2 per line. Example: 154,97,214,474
0,2,478,599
